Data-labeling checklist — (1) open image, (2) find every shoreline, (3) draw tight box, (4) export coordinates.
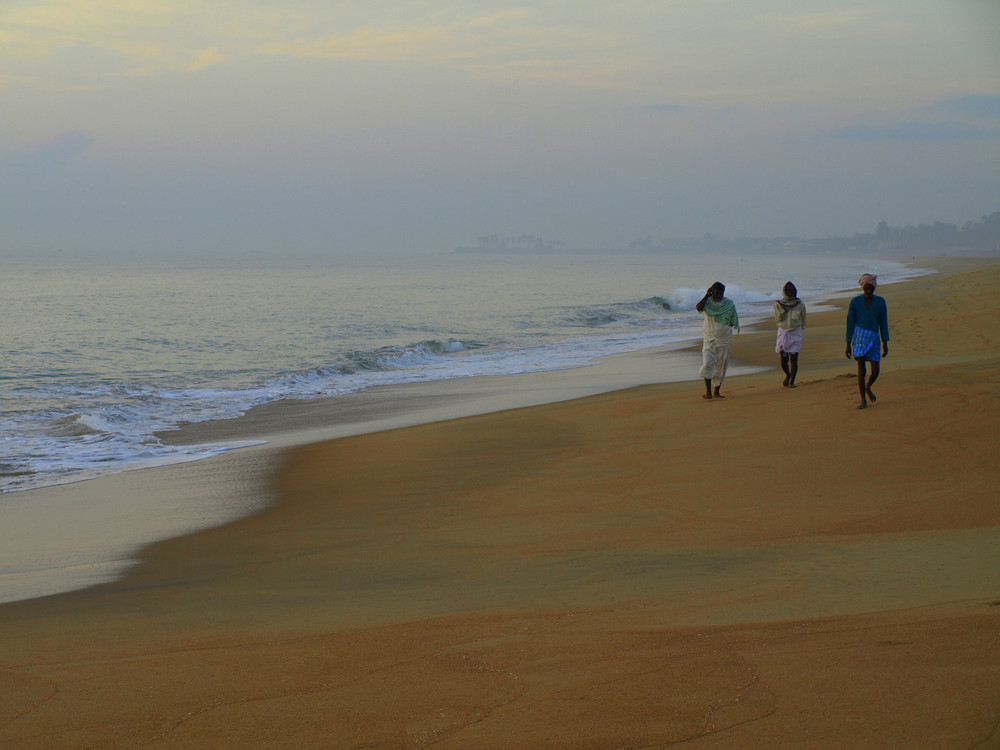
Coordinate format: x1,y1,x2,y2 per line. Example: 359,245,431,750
0,256,960,605
1,253,928,497
1,256,999,747
1,343,763,605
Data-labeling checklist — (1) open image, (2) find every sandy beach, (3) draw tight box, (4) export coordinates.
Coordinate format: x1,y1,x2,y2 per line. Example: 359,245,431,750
2,257,999,748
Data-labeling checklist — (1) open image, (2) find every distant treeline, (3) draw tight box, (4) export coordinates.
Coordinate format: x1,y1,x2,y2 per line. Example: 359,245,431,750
470,234,567,250
629,211,1000,255
458,211,1000,255
863,212,1000,253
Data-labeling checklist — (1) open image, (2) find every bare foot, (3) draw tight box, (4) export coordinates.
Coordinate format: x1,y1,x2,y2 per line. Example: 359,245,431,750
866,388,877,402
857,401,868,410
788,383,797,389
702,393,713,400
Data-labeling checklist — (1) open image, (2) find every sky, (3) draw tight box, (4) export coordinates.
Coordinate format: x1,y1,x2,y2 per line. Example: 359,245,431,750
2,0,999,256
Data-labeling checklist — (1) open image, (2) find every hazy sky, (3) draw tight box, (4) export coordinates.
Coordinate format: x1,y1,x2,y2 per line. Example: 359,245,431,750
2,0,998,255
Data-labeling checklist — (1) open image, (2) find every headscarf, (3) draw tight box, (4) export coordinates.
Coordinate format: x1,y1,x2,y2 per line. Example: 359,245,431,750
703,296,739,330
858,274,878,290
775,290,801,312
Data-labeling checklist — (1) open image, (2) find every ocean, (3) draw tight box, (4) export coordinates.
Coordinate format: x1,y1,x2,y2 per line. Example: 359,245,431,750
1,250,928,496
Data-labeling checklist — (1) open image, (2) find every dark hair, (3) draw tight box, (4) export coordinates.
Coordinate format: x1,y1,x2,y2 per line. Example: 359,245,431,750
711,281,725,293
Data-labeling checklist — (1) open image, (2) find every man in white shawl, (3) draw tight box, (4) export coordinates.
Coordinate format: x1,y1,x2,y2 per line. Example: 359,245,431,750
695,281,739,400
774,281,806,388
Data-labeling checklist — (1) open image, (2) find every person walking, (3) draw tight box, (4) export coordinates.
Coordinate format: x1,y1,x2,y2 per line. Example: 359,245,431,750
774,281,806,388
845,273,889,409
696,281,739,399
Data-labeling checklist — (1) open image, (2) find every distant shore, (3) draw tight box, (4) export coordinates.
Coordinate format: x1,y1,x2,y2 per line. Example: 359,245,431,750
1,256,998,748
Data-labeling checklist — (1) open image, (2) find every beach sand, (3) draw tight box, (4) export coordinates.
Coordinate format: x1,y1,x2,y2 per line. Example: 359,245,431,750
1,258,999,748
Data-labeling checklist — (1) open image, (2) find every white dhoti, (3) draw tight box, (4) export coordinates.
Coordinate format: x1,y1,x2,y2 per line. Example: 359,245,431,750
775,326,803,354
698,315,734,386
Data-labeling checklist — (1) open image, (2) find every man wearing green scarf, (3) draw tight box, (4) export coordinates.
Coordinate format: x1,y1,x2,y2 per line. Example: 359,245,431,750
695,281,740,399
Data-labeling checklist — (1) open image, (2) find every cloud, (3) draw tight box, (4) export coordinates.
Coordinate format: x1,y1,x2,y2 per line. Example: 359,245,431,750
188,46,224,71
2,132,96,178
0,0,267,84
0,2,634,91
928,94,1000,120
831,121,1000,142
259,23,458,62
747,7,882,35
636,103,686,115
255,9,542,66
832,91,1000,143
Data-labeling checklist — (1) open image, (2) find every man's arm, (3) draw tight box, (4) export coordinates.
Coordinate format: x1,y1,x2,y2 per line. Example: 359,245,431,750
880,299,890,356
845,299,855,358
695,289,711,313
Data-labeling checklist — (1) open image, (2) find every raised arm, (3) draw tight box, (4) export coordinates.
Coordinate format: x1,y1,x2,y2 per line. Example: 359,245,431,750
695,289,712,313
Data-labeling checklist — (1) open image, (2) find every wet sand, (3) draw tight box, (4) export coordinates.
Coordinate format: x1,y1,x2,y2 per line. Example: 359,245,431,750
1,257,999,748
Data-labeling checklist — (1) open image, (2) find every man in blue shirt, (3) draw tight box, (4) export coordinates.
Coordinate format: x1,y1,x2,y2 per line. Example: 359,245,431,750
845,274,889,409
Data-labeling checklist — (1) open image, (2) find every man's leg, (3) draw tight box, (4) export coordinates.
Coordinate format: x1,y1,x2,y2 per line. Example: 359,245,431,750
700,340,717,399
788,353,799,387
714,345,729,398
856,358,868,408
866,360,880,402
780,352,790,386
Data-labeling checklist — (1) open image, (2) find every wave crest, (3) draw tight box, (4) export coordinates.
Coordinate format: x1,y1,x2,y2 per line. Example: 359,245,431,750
345,338,483,371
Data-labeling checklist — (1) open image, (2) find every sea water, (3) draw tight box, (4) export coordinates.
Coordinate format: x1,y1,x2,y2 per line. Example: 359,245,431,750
1,250,928,495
